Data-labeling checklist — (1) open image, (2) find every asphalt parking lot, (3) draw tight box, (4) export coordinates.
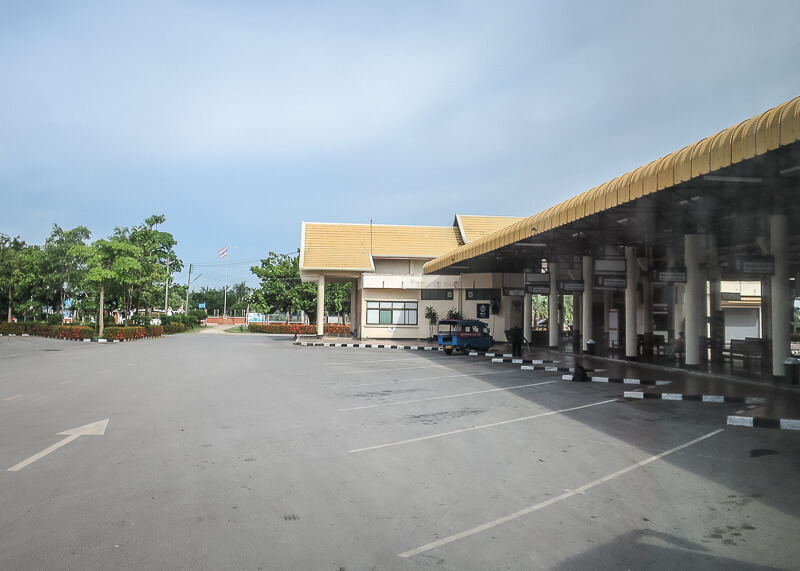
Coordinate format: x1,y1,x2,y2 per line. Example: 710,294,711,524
1,333,798,569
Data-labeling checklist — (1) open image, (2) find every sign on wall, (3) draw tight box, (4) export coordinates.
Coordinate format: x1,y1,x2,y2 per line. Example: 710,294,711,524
729,256,775,275
557,280,584,292
503,287,526,296
477,303,490,319
593,274,626,290
527,284,550,295
650,268,687,283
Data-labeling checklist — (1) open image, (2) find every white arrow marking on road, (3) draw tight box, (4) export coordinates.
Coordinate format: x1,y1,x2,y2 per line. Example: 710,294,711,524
7,419,109,472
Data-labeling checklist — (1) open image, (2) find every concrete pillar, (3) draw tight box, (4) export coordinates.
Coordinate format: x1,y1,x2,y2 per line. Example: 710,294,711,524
708,235,723,362
549,262,559,349
350,279,358,337
674,283,685,337
771,214,790,377
316,275,325,337
582,255,593,351
641,260,652,332
625,247,638,358
524,292,532,343
684,234,707,368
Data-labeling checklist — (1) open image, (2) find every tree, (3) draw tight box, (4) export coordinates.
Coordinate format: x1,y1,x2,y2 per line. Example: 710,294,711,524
532,295,548,329
324,282,351,319
0,235,40,321
190,287,226,315
73,236,142,336
40,225,91,314
120,215,182,315
251,252,318,320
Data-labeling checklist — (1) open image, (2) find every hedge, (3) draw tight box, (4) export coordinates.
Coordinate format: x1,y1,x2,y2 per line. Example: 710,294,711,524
0,322,94,340
146,325,164,337
163,323,186,334
102,326,147,341
248,323,352,335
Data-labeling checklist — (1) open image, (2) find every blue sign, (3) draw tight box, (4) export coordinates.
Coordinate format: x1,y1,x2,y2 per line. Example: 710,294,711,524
477,303,490,319
198,303,206,309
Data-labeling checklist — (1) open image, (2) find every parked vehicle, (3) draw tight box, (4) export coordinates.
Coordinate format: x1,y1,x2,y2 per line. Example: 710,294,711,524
437,319,494,354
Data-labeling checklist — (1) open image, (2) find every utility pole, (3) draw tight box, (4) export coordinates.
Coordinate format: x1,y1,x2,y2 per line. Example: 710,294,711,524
185,263,192,313
164,261,171,313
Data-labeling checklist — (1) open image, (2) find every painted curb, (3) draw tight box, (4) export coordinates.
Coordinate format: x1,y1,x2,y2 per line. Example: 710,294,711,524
624,391,765,404
726,416,800,430
296,341,443,351
562,374,671,386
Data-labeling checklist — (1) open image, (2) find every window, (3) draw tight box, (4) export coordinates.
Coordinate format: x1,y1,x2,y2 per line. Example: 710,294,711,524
366,301,418,325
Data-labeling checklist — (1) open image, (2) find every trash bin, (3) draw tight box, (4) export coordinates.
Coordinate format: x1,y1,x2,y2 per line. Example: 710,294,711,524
586,339,596,356
784,357,800,385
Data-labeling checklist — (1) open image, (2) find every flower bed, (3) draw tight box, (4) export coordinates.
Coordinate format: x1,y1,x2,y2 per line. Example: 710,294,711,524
248,323,351,335
102,326,147,341
0,322,94,340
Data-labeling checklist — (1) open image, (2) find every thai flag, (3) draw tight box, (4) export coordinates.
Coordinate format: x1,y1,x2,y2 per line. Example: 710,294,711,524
218,246,228,258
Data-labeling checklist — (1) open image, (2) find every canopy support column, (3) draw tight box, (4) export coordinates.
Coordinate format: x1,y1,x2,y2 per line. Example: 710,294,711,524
582,255,593,352
684,234,707,369
771,214,790,379
316,275,325,337
625,247,638,359
549,263,559,349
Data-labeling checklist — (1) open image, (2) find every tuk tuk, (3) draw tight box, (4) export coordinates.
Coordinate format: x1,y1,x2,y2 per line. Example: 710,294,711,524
437,319,494,354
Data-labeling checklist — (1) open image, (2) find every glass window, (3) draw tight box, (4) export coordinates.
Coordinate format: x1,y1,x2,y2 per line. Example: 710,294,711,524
366,301,418,325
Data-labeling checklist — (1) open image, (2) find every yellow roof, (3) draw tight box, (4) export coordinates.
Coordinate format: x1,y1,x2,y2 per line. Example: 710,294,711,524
301,222,463,271
455,215,526,243
424,95,800,274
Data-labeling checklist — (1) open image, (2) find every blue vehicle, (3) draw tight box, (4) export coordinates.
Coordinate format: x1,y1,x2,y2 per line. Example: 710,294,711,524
437,319,494,354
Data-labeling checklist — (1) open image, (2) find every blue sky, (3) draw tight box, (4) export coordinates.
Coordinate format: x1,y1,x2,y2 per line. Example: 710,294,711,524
2,1,799,291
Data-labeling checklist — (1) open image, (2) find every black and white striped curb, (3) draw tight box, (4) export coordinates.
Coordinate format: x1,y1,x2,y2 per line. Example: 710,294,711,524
561,374,672,386
726,416,800,430
624,390,765,404
488,356,557,364
296,341,442,351
294,342,582,371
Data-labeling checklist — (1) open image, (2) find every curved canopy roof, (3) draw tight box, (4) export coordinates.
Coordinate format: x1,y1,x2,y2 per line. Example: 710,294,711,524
424,95,800,275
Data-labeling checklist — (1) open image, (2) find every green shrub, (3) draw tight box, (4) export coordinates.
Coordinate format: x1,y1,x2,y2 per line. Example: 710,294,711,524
246,323,350,335
46,313,64,325
324,324,351,335
0,322,93,339
53,325,94,340
163,323,186,334
102,326,147,341
146,325,164,337
249,323,316,334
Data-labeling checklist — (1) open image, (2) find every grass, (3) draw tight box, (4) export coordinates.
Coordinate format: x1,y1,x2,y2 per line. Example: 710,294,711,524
224,326,253,334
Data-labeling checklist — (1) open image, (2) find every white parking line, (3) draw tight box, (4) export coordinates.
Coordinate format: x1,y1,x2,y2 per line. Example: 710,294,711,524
399,428,725,558
333,370,516,389
327,358,428,365
5,394,22,401
340,381,557,411
349,399,618,453
325,364,449,375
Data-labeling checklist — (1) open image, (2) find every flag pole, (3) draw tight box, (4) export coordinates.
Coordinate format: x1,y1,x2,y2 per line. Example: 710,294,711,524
223,255,228,317
219,246,229,317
